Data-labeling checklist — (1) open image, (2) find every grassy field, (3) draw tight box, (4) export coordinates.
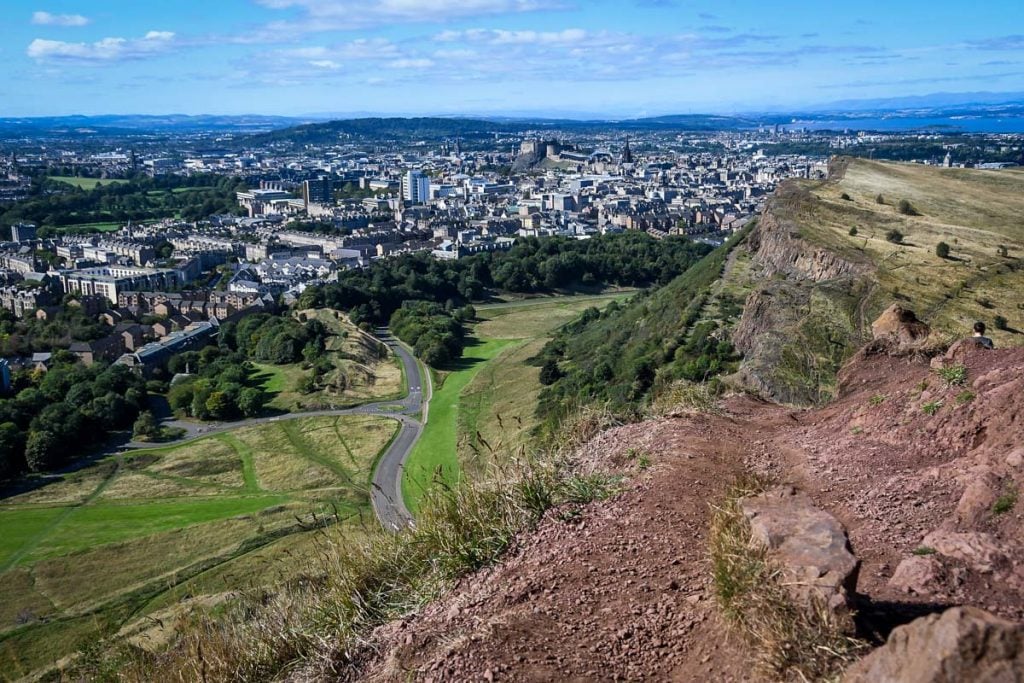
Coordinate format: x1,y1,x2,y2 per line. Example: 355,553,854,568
0,414,397,679
48,176,128,190
802,159,1024,345
253,309,403,411
401,293,633,514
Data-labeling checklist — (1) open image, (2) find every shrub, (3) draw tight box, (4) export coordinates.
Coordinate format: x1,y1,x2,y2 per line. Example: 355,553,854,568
912,546,937,556
885,229,904,244
848,226,858,237
936,364,967,386
936,242,950,259
922,400,943,416
997,244,1009,258
994,315,1009,331
840,192,852,201
875,194,885,204
993,487,1018,516
897,199,919,216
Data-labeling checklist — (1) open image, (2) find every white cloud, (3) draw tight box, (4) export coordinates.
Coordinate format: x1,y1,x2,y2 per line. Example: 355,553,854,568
389,58,435,69
309,59,342,69
253,0,567,32
438,28,587,45
31,11,90,27
27,31,176,62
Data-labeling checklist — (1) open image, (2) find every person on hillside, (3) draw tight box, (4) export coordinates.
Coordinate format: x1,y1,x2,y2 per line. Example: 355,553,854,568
972,321,995,349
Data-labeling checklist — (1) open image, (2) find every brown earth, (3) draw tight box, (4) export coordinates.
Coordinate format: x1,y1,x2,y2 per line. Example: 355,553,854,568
342,344,1024,681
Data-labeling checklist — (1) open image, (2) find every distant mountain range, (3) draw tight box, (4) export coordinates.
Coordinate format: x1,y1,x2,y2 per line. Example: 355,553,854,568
2,91,1023,140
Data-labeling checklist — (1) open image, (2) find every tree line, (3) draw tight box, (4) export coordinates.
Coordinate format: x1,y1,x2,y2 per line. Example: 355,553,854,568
299,232,711,326
389,302,475,367
0,173,247,231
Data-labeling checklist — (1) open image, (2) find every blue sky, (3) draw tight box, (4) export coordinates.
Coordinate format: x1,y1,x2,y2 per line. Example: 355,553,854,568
3,0,1023,117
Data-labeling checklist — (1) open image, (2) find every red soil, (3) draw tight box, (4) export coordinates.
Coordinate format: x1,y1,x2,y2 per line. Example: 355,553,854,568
346,344,1024,681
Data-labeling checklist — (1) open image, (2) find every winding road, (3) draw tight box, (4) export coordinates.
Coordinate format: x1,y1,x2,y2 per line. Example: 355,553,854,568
109,328,430,532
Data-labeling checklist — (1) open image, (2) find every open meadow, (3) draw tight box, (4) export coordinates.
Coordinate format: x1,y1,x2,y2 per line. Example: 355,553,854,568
803,159,1024,344
0,414,397,680
401,292,633,513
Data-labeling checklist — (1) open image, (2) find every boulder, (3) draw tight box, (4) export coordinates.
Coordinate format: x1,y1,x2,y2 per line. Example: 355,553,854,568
739,486,859,623
889,556,945,596
843,607,1024,683
922,530,1005,573
871,304,931,350
957,471,1003,524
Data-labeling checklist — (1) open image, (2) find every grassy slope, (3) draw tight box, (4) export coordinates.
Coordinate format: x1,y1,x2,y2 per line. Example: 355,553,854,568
0,415,398,677
799,159,1024,343
402,293,632,515
48,177,129,190
253,309,402,411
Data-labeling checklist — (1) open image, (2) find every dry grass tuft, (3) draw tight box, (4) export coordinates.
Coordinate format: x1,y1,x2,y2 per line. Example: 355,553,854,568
648,379,722,417
709,476,868,681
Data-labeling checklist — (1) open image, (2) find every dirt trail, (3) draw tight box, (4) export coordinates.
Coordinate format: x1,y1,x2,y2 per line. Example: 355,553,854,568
344,345,1024,681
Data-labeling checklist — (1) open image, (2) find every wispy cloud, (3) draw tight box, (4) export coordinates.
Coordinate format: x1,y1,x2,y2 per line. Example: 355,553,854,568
253,0,570,32
966,34,1024,50
27,31,176,63
31,11,90,27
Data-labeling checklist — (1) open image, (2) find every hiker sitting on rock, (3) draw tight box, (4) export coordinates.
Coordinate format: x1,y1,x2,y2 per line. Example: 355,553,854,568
972,321,995,349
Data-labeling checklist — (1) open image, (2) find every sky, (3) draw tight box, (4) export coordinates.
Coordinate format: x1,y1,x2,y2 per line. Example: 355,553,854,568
3,0,1023,118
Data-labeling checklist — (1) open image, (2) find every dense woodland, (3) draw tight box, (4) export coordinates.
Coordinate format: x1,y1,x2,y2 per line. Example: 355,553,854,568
300,232,712,330
389,301,475,367
0,305,111,356
166,314,330,420
536,228,750,429
0,173,246,232
0,356,148,479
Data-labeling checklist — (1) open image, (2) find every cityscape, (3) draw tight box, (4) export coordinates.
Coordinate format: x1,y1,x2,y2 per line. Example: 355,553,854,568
2,1,1024,681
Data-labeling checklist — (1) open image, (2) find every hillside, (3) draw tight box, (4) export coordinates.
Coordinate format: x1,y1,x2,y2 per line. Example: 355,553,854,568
731,157,1024,404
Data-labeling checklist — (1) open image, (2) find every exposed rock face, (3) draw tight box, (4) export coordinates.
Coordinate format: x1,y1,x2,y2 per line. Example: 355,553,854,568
732,183,871,405
870,304,931,350
744,186,864,283
739,485,859,623
843,607,1024,683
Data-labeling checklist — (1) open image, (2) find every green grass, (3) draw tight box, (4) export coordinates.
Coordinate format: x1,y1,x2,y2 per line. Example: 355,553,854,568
0,415,398,678
48,176,128,190
402,337,514,514
55,221,123,233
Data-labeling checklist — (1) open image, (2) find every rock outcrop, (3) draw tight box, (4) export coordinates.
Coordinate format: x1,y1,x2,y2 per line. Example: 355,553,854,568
870,304,932,351
843,607,1024,683
739,485,859,623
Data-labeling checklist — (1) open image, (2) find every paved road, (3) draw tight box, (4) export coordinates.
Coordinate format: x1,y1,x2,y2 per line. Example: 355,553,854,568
121,329,429,532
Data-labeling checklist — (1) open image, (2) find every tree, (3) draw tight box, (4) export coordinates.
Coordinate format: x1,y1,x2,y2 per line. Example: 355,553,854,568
204,391,233,420
132,411,160,441
936,241,951,259
0,422,25,479
237,388,266,417
25,429,60,472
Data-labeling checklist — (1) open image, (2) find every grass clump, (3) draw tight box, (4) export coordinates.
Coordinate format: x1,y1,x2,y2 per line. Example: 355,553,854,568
709,476,867,681
955,391,976,405
648,379,721,416
993,487,1018,516
936,364,968,387
912,546,937,556
922,400,943,416
869,394,886,406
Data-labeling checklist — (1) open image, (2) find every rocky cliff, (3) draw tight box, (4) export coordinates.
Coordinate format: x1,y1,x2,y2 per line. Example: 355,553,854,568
731,181,873,405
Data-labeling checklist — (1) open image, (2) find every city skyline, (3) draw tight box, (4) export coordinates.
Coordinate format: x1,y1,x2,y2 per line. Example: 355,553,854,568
3,0,1024,117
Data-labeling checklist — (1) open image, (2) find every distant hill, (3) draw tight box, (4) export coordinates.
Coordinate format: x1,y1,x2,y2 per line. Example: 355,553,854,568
248,117,532,145
0,114,313,137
